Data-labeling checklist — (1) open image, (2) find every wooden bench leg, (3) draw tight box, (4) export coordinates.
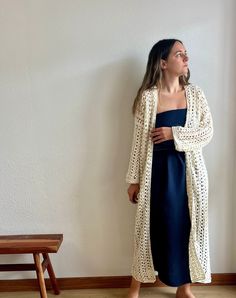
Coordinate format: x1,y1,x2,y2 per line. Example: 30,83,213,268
33,253,47,298
42,253,60,295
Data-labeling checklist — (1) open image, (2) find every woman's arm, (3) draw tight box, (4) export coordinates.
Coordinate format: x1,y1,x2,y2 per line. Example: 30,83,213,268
125,91,146,184
171,86,214,152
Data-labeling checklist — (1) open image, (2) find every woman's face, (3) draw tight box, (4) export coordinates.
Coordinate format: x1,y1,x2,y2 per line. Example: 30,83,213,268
161,41,189,76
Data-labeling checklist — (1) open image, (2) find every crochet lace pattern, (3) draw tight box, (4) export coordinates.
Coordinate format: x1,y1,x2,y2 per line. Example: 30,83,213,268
126,83,213,283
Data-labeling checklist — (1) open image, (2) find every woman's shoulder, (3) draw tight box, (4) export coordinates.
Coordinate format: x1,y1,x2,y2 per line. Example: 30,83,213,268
187,83,209,108
141,83,206,101
142,86,156,95
145,83,203,93
187,82,205,95
139,87,156,104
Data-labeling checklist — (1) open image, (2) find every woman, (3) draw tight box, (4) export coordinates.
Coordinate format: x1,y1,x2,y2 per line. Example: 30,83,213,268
126,39,214,298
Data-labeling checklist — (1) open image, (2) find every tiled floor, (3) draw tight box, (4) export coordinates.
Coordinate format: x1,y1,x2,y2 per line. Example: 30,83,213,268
0,286,235,298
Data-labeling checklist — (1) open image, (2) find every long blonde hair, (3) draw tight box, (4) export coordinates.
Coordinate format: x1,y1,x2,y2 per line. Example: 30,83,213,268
132,39,190,115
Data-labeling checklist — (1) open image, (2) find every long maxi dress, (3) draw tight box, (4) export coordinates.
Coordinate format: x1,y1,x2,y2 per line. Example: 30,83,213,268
150,107,192,287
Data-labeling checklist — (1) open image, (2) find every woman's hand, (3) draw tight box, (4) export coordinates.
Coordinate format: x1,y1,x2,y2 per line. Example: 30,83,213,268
150,127,173,144
127,183,140,204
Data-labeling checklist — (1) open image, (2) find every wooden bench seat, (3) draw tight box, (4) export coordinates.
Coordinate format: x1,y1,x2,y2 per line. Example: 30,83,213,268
0,234,63,298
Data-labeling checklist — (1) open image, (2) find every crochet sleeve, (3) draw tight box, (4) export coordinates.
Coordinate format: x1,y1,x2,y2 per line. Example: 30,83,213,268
172,86,214,152
125,91,146,184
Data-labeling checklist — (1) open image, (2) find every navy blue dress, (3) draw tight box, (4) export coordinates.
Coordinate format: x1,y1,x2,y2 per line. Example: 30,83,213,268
150,108,192,287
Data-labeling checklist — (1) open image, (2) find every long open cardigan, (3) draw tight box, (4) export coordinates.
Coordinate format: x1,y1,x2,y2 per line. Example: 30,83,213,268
126,83,214,283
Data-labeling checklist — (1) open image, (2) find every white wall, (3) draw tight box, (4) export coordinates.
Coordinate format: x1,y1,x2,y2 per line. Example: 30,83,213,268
0,0,235,279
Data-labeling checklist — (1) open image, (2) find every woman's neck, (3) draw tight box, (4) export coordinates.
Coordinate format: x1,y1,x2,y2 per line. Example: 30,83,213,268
160,77,182,94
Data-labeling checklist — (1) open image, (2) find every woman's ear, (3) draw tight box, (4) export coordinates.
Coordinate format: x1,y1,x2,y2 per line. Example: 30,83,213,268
160,59,167,70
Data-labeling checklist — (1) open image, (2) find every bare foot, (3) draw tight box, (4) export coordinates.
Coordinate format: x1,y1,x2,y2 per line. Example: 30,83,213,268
127,276,140,298
176,282,196,298
176,294,195,298
176,289,196,298
127,290,139,298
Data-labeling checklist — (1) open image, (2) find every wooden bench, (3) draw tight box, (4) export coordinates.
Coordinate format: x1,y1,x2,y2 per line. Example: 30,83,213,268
0,234,63,298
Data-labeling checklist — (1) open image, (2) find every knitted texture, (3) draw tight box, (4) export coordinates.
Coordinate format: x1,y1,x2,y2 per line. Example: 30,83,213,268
126,83,213,283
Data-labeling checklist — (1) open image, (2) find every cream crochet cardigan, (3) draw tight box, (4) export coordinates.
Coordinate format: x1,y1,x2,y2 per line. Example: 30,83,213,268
126,83,214,283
